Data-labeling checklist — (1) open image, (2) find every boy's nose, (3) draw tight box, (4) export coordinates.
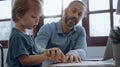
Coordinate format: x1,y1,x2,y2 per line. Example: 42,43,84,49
36,18,40,23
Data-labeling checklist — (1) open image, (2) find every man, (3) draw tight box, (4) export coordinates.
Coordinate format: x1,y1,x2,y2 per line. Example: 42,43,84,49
35,0,87,66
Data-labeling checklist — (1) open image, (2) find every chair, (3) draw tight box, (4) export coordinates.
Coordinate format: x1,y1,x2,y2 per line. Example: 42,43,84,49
0,43,4,67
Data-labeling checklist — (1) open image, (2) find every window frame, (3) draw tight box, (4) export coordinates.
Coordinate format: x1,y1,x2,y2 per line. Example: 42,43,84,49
84,0,115,46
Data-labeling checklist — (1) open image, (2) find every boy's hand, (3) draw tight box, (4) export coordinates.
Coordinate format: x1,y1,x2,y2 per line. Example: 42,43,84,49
44,48,65,63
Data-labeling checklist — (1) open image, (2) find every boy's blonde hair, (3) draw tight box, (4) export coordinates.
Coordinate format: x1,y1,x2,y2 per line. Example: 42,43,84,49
12,0,42,22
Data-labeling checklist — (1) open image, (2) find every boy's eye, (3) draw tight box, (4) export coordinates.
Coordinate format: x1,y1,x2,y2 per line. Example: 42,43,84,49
31,15,37,18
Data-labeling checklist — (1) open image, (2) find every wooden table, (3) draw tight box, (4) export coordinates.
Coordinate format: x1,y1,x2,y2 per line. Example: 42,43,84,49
46,61,115,67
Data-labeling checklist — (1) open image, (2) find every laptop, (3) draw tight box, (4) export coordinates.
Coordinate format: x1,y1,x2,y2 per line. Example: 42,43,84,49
85,36,113,61
103,36,113,60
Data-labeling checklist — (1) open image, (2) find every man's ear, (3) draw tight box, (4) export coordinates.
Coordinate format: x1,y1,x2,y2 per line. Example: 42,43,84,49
64,8,68,14
64,8,68,12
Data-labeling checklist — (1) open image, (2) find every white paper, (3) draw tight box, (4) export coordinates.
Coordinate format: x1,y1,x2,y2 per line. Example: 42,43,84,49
50,60,115,66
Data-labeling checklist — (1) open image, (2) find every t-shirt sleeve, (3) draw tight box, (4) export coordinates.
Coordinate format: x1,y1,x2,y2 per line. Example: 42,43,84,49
9,35,29,59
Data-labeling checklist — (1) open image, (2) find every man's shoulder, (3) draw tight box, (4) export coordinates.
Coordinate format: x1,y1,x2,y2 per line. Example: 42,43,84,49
43,22,57,28
75,25,86,34
41,22,57,32
42,22,57,29
75,25,85,30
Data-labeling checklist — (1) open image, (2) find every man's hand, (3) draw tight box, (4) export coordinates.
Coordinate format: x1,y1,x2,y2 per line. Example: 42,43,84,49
65,51,80,63
43,48,65,63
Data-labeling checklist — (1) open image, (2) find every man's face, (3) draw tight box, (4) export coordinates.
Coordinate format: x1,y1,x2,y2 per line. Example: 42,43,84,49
64,2,84,28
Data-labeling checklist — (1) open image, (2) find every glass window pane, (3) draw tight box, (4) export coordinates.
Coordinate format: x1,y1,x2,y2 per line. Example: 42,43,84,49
0,21,12,40
63,0,82,9
89,0,109,11
0,0,11,19
89,13,110,37
113,0,117,9
44,17,61,25
113,12,120,27
43,0,62,16
63,0,74,9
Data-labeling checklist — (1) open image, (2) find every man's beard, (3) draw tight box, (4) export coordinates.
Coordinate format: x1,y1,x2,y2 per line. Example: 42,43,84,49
64,14,78,28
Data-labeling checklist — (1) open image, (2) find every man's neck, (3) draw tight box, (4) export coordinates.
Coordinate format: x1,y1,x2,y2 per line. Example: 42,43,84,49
61,20,72,34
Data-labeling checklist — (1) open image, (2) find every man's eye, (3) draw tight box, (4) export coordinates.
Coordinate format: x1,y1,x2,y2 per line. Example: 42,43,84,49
78,13,82,16
72,10,76,13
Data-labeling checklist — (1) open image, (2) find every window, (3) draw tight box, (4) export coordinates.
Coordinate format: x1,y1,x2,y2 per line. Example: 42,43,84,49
86,0,119,46
43,0,62,24
0,21,11,40
89,0,109,11
0,0,12,40
0,0,12,48
89,13,110,36
114,12,120,27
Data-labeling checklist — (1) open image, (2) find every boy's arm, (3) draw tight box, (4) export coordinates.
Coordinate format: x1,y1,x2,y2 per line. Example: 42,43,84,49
43,48,65,63
18,48,65,66
18,54,48,66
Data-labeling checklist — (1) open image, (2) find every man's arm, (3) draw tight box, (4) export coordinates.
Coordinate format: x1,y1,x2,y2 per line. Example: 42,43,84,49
72,26,87,59
35,24,52,53
65,26,87,62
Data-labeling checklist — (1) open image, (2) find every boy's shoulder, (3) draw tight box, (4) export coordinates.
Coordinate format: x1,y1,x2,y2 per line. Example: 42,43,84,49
10,28,26,39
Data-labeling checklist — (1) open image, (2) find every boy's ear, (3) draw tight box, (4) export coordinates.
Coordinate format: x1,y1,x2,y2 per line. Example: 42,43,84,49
16,13,23,19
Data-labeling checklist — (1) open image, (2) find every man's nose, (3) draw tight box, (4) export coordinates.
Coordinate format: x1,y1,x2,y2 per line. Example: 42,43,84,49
73,13,79,20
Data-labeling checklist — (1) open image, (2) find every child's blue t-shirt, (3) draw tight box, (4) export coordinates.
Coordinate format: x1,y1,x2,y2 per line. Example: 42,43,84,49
6,28,42,67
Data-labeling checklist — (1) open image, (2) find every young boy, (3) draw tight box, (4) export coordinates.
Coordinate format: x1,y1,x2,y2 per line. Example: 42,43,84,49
6,0,65,67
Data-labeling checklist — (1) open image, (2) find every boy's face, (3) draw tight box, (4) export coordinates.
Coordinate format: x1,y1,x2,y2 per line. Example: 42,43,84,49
20,9,41,29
